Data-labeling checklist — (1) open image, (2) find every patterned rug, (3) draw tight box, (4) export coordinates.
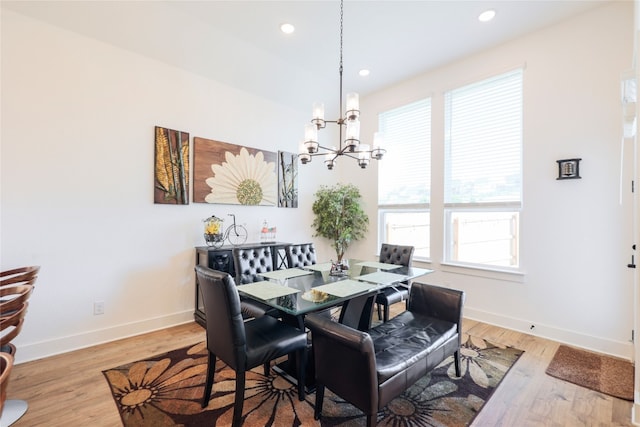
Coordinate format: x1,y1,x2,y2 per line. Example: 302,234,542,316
103,334,523,426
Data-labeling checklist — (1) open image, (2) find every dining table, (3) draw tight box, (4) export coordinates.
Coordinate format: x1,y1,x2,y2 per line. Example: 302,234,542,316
236,259,433,390
237,259,433,329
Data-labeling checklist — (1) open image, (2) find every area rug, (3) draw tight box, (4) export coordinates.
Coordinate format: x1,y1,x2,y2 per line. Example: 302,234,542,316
103,335,523,426
545,344,634,401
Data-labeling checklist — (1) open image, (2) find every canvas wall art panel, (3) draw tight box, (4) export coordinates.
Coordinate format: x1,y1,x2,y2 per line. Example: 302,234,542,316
277,151,298,208
193,137,277,206
154,126,189,205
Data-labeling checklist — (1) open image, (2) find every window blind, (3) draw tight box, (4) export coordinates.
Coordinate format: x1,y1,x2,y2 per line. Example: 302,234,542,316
378,98,431,205
444,69,522,205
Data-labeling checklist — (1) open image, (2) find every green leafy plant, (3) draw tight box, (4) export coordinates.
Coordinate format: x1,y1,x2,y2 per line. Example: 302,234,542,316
311,183,369,263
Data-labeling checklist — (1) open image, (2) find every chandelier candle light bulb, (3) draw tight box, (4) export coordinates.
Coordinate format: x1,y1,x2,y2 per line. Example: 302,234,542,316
304,123,319,153
345,93,360,120
312,102,326,128
325,158,336,170
372,132,385,160
299,142,311,164
358,144,370,168
345,119,360,150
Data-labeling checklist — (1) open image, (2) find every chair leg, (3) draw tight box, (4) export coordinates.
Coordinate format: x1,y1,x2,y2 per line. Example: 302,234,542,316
454,350,461,377
383,303,390,322
314,383,324,420
296,347,306,401
367,414,376,427
201,352,216,408
376,303,382,321
263,361,270,376
232,370,246,427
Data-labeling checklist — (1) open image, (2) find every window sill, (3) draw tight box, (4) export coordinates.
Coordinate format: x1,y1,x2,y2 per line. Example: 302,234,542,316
413,259,525,283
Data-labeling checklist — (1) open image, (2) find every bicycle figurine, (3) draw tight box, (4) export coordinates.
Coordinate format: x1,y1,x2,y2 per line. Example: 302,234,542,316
203,213,248,248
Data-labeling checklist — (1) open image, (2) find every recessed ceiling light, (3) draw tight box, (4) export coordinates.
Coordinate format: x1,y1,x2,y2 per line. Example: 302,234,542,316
478,10,496,22
280,23,295,34
359,69,370,77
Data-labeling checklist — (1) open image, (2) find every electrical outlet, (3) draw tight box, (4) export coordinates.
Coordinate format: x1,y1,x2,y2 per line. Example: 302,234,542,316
94,301,105,315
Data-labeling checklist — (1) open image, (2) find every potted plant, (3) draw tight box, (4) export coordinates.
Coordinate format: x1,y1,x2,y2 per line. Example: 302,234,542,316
311,183,369,271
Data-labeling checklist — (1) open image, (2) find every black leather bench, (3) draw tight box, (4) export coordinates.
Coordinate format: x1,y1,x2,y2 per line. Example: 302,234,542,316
305,282,465,427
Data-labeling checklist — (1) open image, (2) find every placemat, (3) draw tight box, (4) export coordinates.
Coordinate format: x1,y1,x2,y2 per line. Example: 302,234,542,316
303,262,333,272
312,279,376,298
236,281,300,300
258,268,313,280
355,261,402,270
355,271,409,285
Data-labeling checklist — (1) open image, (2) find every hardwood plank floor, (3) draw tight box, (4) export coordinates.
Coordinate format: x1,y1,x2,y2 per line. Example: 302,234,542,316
5,307,634,426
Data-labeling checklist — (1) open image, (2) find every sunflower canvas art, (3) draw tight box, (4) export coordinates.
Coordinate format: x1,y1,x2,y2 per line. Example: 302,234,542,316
193,137,277,205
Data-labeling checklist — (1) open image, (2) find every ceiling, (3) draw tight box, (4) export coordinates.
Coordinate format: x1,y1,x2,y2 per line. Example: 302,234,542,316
2,0,611,114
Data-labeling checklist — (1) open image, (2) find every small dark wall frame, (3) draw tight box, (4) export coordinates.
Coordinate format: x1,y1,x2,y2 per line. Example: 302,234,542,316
556,158,582,180
556,159,582,179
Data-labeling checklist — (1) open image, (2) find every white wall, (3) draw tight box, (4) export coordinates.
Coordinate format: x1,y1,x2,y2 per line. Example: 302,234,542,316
0,10,321,362
353,2,635,359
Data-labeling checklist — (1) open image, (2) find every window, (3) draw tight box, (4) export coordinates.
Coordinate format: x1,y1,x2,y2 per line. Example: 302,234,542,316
444,69,523,269
378,99,431,259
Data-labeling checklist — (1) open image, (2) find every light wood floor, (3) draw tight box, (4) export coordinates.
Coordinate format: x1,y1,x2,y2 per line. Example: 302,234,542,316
5,305,635,427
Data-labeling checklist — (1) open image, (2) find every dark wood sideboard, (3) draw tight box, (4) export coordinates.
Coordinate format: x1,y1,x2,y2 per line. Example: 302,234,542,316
194,242,291,327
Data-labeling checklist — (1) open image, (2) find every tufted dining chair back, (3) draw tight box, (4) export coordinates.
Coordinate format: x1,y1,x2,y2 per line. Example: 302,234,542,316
379,244,414,267
376,244,415,322
231,247,277,318
232,246,274,284
285,243,317,268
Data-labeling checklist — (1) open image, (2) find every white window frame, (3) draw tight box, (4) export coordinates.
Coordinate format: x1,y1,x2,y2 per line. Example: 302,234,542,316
443,205,520,272
378,206,430,260
443,69,523,272
377,98,431,260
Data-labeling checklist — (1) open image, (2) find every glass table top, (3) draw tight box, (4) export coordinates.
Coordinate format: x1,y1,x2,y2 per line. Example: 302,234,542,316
236,260,433,317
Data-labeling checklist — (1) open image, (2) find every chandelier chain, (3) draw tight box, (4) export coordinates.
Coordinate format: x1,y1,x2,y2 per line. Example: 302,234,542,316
339,0,343,75
338,0,344,121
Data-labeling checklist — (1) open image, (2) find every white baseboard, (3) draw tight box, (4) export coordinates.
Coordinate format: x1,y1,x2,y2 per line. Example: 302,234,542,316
632,398,640,426
464,306,633,360
14,310,195,364
14,306,634,364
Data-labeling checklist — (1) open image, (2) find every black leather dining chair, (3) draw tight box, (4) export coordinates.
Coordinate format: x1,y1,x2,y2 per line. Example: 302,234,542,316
285,243,317,268
232,246,278,318
195,266,307,427
375,244,415,322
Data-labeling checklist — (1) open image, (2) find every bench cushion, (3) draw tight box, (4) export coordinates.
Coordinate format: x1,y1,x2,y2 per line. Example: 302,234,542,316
369,311,457,384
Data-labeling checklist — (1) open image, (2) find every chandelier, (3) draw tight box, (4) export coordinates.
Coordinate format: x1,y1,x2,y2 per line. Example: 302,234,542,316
298,0,385,170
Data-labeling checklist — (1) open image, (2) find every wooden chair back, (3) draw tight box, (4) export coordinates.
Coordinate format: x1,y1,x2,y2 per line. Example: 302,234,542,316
0,284,34,314
1,266,40,286
0,352,14,416
1,303,29,348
